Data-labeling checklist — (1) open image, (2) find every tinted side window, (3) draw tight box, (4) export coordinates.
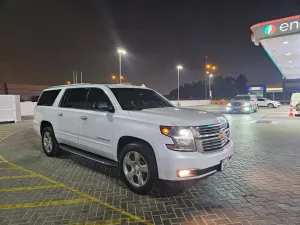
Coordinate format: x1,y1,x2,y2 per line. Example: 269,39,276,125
85,88,113,110
37,89,61,106
257,99,264,101
60,88,89,109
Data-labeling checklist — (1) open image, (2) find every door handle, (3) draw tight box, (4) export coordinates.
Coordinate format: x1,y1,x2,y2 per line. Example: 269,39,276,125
80,116,87,120
58,113,63,116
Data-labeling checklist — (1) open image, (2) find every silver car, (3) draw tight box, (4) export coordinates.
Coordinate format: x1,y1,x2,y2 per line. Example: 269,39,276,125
226,95,259,114
257,98,280,108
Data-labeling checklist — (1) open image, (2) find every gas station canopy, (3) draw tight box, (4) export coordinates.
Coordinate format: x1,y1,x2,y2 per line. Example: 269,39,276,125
251,15,300,80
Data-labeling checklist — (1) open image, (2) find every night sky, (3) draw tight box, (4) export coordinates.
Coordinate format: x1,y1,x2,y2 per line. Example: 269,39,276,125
0,0,300,94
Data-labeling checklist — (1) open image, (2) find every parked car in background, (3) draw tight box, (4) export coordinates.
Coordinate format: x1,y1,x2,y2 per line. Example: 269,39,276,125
226,94,258,114
257,98,281,108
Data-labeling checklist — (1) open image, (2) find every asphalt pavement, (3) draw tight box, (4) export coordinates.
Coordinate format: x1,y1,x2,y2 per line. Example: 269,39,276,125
0,106,300,225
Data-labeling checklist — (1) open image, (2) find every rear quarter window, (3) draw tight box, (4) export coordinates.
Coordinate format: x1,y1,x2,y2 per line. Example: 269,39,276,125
37,89,61,106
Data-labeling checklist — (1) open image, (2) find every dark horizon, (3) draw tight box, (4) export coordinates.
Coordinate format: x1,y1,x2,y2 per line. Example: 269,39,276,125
1,0,300,94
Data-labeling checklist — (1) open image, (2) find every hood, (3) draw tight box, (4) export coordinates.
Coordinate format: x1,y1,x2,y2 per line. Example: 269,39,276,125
128,107,227,126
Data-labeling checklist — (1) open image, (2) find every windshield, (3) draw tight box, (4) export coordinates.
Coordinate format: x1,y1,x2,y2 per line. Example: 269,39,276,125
110,88,174,110
234,96,251,101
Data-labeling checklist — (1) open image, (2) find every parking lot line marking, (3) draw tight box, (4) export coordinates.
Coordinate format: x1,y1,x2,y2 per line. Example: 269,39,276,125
0,128,30,143
0,167,18,170
0,185,61,192
71,218,130,225
0,175,36,180
0,198,91,209
0,155,153,225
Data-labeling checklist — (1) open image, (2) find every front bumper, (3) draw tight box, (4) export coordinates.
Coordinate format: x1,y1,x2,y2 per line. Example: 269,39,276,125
157,140,233,181
226,106,251,113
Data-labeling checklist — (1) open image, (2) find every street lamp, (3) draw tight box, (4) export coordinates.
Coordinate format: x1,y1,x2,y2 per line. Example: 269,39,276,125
176,65,183,107
209,74,214,100
117,48,127,84
205,64,217,100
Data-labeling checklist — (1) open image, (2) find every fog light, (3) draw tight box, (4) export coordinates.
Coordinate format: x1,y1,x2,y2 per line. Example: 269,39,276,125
243,107,250,111
177,169,191,177
226,107,231,111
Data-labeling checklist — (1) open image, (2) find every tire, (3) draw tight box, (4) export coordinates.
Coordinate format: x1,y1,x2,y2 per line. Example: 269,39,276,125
41,126,60,157
268,103,274,108
119,141,158,195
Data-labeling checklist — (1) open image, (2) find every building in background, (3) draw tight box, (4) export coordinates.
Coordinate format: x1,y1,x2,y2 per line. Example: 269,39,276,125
266,84,283,100
248,85,266,98
248,84,284,101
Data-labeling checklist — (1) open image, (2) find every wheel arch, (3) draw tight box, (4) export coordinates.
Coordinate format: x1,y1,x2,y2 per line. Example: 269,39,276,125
40,120,53,135
117,136,157,162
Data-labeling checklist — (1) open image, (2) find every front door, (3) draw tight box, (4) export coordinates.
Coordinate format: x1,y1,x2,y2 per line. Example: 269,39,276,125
78,88,114,159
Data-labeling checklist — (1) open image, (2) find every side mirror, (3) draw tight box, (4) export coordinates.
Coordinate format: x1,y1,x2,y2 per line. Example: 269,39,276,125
93,101,115,113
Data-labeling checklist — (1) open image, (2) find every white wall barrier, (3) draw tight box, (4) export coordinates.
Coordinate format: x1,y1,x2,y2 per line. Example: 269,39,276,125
170,100,211,107
0,95,21,123
20,102,37,116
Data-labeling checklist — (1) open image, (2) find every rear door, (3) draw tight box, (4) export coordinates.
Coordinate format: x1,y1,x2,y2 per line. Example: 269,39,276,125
56,88,89,148
78,88,115,159
34,89,61,135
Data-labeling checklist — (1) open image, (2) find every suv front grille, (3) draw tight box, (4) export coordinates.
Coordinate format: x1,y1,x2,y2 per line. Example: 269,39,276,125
232,102,241,107
195,122,230,152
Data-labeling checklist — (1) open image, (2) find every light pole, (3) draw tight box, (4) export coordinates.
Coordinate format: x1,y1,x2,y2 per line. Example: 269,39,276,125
209,74,214,100
117,48,126,84
177,65,183,107
205,64,217,99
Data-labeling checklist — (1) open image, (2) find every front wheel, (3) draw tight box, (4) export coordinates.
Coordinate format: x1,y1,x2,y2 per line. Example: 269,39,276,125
119,141,158,195
268,103,274,108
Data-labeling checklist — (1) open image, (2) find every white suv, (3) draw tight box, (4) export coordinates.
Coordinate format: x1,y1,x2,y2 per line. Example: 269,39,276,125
257,98,281,108
34,84,233,194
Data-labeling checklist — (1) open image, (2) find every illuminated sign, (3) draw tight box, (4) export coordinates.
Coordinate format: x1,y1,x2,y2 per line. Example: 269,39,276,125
251,16,300,41
266,88,283,93
264,21,300,35
248,86,264,91
264,24,276,35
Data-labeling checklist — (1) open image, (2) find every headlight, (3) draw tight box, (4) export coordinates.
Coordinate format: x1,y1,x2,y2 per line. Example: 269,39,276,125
243,102,250,107
160,126,196,151
227,103,232,106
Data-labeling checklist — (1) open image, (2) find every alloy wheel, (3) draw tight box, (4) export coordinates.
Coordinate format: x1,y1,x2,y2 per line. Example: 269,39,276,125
43,131,53,153
123,151,149,187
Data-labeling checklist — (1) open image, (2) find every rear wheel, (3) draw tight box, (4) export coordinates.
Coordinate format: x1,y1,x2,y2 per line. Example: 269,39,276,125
119,141,158,195
42,126,60,157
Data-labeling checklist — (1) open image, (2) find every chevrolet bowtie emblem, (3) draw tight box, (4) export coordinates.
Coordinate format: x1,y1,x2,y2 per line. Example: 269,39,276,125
219,131,226,139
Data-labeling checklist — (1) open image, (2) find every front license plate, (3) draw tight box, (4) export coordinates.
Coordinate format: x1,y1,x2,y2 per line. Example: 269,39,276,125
221,158,230,171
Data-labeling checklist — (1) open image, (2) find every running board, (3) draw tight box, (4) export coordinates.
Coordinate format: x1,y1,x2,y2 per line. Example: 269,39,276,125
59,144,118,167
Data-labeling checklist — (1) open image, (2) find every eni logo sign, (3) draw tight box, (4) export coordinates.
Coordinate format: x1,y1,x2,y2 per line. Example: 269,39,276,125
264,24,276,35
264,21,300,35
